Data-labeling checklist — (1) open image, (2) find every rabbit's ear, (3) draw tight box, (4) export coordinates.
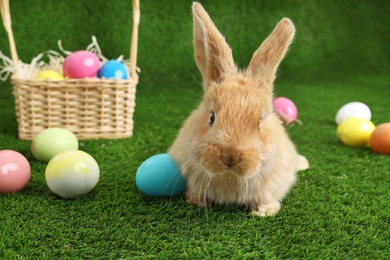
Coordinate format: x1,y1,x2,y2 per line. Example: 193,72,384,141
246,18,295,87
192,3,236,88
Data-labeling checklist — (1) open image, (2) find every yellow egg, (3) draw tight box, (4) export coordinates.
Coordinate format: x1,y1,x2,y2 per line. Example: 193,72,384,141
45,150,99,198
36,70,64,80
337,117,376,147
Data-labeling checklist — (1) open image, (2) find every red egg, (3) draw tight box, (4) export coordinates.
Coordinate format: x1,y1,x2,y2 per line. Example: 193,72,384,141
370,123,390,155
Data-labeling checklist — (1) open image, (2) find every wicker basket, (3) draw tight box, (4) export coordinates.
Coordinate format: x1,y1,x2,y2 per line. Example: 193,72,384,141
1,0,140,140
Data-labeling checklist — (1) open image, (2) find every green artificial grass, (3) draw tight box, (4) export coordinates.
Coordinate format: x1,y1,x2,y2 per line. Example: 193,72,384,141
1,0,389,259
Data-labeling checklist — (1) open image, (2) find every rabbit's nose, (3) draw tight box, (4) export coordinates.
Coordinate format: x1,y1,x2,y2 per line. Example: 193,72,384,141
221,151,241,168
225,156,238,167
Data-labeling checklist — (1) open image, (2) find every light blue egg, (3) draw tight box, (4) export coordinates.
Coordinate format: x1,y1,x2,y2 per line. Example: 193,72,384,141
135,153,186,197
97,60,128,79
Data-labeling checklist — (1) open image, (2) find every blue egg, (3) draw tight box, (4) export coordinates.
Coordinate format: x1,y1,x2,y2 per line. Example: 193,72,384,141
135,153,186,197
97,60,128,79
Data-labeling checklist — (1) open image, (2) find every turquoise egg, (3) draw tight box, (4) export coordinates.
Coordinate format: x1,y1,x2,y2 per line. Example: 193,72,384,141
97,60,128,79
135,153,186,197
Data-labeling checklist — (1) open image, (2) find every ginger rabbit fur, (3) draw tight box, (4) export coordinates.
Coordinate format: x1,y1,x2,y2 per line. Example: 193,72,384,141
169,3,309,216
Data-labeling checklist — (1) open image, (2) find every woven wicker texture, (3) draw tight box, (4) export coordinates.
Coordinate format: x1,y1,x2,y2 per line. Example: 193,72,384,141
12,77,138,140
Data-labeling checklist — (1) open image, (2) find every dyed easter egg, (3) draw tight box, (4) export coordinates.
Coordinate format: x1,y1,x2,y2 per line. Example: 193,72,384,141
135,153,186,197
45,150,100,198
31,128,79,162
0,150,31,194
98,60,128,79
273,97,298,124
63,51,100,79
370,123,390,155
337,117,375,147
335,102,371,125
36,70,64,80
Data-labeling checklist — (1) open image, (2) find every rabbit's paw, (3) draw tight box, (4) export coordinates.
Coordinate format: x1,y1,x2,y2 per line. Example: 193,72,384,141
251,201,281,217
297,155,309,171
185,192,210,208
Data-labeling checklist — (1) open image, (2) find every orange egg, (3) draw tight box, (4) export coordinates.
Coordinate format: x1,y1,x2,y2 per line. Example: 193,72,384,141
370,123,390,155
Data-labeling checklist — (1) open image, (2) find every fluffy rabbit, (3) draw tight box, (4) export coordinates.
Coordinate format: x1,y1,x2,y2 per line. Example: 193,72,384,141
169,3,309,216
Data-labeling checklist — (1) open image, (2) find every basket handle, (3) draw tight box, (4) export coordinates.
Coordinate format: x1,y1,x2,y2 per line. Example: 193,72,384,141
0,0,19,68
1,0,140,77
129,0,140,78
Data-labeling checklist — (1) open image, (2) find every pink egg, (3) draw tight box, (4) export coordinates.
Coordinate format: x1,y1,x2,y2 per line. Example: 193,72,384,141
273,97,298,124
63,51,100,79
0,150,31,194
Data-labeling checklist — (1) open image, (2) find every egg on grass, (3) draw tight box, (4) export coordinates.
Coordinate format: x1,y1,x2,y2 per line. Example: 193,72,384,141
335,102,371,125
0,150,31,194
273,97,298,124
136,153,186,197
337,117,375,147
370,123,390,155
31,128,79,162
45,150,100,199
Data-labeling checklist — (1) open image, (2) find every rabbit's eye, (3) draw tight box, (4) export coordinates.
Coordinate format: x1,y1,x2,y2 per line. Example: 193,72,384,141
209,112,215,126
